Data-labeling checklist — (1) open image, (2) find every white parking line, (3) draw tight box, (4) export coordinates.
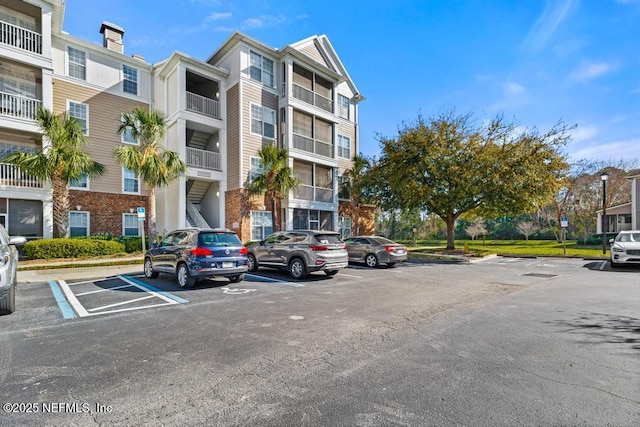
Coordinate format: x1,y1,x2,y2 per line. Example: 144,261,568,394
336,273,362,279
598,261,607,271
58,280,90,317
87,295,156,312
74,284,135,296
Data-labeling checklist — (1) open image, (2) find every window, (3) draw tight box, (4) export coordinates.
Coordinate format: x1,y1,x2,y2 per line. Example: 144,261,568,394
338,95,350,119
251,211,273,241
250,104,276,139
338,175,350,200
338,216,352,239
249,50,274,87
249,156,264,182
122,65,138,95
123,213,139,236
67,47,86,80
293,209,332,230
123,168,139,194
69,211,89,237
68,101,88,134
122,126,138,144
337,135,351,159
69,173,88,189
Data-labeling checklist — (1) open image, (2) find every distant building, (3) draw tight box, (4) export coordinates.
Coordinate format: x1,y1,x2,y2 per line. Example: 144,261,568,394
596,175,640,234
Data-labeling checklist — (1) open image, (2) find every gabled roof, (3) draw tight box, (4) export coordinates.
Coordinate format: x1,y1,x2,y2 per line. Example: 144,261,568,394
206,31,365,102
154,51,229,80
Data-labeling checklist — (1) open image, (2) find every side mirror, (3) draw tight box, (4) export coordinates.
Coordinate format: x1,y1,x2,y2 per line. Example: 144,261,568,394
151,242,159,249
9,236,26,246
608,238,614,244
259,240,265,246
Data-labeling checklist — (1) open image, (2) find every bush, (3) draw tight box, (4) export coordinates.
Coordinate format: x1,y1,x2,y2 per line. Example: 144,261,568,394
24,238,125,259
583,233,617,246
119,236,145,253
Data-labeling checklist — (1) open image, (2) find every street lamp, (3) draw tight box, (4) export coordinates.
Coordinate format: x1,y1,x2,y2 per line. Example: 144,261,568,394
601,172,609,254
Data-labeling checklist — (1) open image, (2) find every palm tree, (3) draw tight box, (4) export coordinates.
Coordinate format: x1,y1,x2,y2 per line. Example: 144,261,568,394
114,107,187,243
1,107,105,237
342,154,372,236
248,144,300,232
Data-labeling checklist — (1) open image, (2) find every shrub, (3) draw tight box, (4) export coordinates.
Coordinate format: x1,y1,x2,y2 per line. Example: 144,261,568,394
24,238,125,259
120,236,145,253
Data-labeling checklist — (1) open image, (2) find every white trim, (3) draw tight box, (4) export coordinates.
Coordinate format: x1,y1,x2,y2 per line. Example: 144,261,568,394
122,167,140,195
68,210,89,237
66,45,86,81
249,102,276,140
121,125,139,145
122,64,138,96
337,134,351,159
69,173,90,190
67,99,89,135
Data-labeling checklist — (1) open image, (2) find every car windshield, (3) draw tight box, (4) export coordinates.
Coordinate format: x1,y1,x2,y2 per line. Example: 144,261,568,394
314,234,343,245
617,233,640,242
198,232,242,247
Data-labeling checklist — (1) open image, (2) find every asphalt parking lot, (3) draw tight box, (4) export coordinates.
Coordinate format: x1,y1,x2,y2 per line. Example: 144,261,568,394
2,256,639,425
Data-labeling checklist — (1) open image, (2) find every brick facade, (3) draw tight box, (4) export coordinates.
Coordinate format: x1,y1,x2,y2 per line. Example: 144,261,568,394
69,190,148,236
224,188,264,243
339,201,375,236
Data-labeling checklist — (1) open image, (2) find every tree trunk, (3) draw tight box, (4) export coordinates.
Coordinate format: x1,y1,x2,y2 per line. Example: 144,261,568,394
52,174,69,238
445,214,456,250
555,204,563,243
353,203,360,236
148,186,156,244
271,195,279,232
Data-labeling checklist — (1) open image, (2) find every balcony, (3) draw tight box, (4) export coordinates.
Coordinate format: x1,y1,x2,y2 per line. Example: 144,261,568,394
292,83,332,113
293,185,333,203
186,147,221,171
186,91,220,119
0,163,43,188
0,92,41,120
292,133,333,157
0,20,42,54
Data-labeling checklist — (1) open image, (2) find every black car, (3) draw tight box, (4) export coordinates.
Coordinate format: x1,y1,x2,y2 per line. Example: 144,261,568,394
144,228,248,288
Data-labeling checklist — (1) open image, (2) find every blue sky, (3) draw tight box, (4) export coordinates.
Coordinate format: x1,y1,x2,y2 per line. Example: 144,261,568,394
62,0,640,162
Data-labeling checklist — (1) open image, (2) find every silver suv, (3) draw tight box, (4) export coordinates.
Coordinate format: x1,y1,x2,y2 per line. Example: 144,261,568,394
0,224,26,315
247,230,348,280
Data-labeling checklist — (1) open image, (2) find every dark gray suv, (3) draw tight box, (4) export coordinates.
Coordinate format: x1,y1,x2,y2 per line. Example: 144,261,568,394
144,228,248,288
247,230,348,280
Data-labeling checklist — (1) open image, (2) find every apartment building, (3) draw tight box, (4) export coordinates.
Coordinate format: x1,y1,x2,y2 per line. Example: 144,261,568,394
1,0,373,241
207,32,372,242
0,0,58,237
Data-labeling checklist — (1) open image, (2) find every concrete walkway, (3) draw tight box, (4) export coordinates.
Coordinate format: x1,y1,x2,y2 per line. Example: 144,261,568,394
17,255,144,284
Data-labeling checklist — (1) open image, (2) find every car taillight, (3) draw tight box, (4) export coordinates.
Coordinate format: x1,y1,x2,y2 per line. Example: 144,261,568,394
385,245,395,252
239,247,248,255
191,247,212,256
309,245,328,251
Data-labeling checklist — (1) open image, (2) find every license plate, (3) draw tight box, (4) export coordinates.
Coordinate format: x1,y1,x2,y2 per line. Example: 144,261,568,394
222,262,233,268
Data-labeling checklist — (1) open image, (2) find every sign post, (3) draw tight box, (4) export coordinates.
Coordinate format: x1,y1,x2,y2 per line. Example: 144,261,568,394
137,207,146,252
561,216,568,255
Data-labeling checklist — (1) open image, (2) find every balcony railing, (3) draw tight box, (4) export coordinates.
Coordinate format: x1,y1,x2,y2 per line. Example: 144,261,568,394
0,20,42,54
292,133,333,157
0,163,43,188
292,83,332,113
293,185,333,203
186,146,221,171
0,92,41,120
186,91,220,119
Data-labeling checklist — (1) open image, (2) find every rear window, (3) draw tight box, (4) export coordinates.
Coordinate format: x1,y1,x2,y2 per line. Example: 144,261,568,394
198,232,242,247
371,237,394,245
313,234,343,245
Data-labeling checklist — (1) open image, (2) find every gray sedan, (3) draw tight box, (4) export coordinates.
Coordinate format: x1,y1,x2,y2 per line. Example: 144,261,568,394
344,236,407,267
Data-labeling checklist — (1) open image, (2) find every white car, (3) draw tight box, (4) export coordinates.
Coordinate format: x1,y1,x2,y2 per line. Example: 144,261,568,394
609,230,640,267
0,224,26,315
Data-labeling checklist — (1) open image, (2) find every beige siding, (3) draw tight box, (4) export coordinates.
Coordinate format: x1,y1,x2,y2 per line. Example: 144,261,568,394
337,121,356,174
241,81,278,186
226,83,240,189
52,78,150,195
297,43,332,70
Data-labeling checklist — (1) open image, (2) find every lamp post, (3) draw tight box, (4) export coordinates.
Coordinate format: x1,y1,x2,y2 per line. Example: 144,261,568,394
601,172,609,254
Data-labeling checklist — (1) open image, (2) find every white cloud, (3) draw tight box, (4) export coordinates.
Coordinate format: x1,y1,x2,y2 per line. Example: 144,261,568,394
243,14,288,29
570,125,598,142
569,137,640,160
570,61,616,81
522,0,578,52
505,82,526,95
205,12,232,22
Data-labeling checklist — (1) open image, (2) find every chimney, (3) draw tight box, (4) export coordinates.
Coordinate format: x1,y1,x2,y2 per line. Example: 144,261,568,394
99,21,125,54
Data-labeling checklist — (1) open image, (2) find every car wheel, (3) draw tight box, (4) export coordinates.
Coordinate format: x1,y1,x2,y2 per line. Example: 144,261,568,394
289,258,308,280
365,253,379,268
176,263,196,288
324,269,338,277
610,258,620,268
228,274,245,283
247,254,258,272
0,281,16,315
144,258,159,278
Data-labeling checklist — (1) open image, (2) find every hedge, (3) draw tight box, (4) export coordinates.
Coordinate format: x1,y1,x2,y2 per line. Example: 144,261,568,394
24,238,125,259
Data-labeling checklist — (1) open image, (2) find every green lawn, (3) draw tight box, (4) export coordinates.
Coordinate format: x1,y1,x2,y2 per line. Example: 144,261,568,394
402,239,608,258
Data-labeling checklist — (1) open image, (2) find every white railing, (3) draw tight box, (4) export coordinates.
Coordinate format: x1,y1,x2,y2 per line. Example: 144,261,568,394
186,201,210,229
0,20,42,54
0,162,43,188
186,91,220,119
292,83,333,112
0,92,41,120
186,147,221,171
293,184,333,203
